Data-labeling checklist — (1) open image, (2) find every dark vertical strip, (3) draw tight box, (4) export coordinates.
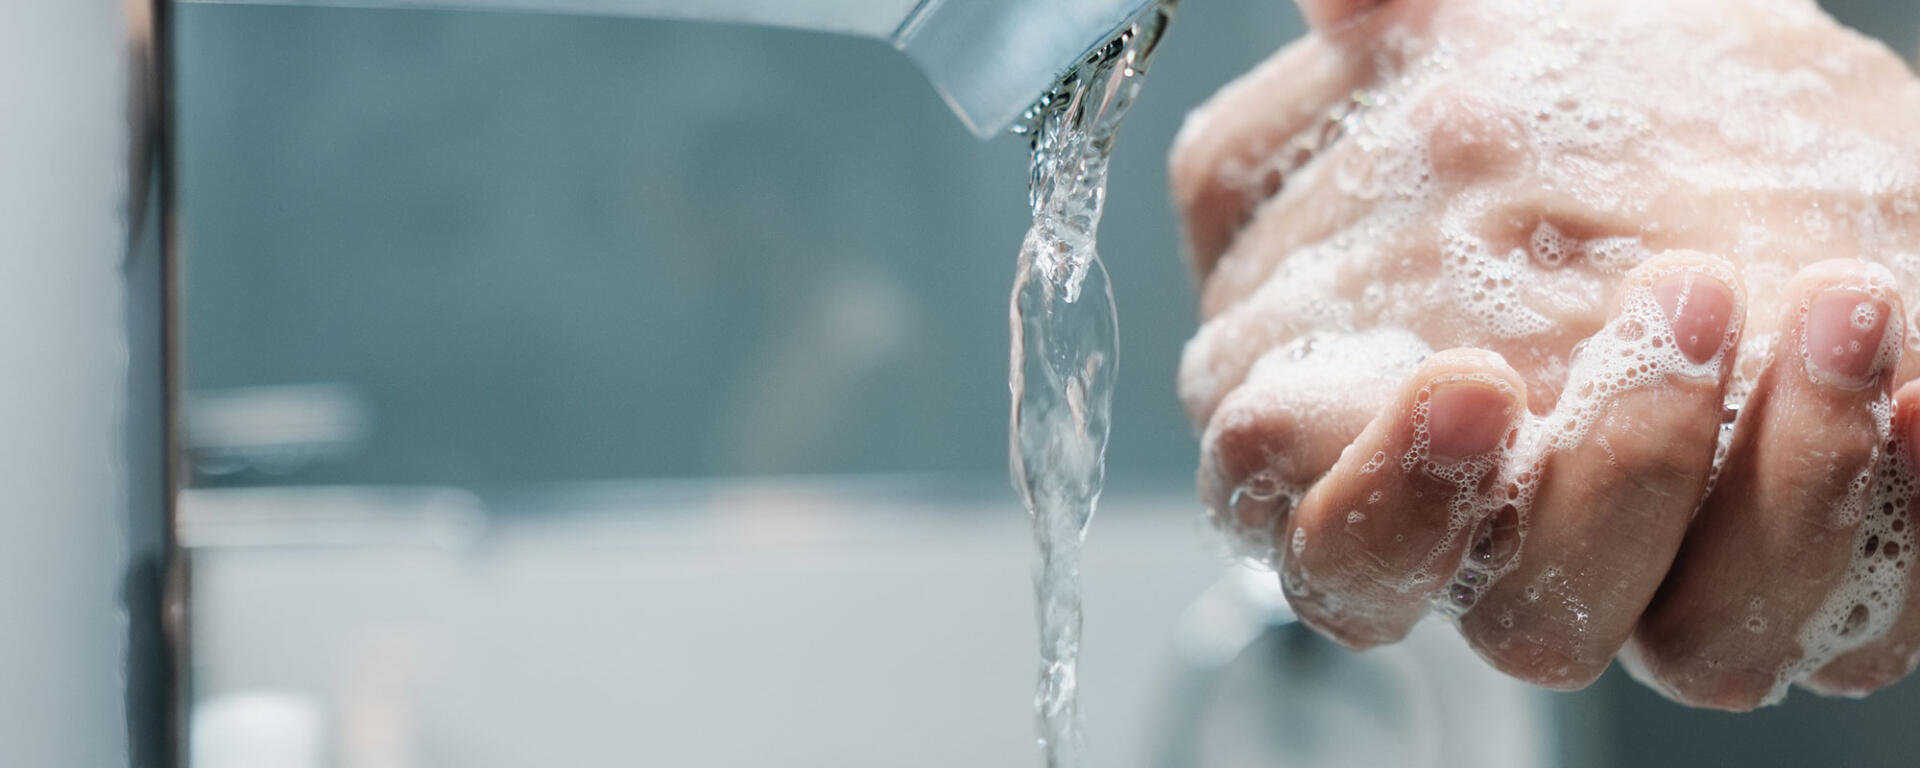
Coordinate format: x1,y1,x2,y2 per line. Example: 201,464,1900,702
123,0,183,766
160,0,192,760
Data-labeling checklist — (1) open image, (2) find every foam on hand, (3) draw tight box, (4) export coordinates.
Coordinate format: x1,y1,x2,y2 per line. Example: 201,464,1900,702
1191,0,1920,702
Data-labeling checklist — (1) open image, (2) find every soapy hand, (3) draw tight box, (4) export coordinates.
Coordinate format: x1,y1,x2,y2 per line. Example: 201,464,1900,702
1171,0,1920,709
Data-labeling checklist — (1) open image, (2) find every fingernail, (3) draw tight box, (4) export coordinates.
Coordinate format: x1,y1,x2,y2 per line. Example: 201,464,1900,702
1803,288,1892,388
1652,271,1735,364
1426,381,1514,461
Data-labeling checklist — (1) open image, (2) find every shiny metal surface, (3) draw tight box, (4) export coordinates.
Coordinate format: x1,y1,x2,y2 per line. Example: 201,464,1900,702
181,0,925,36
0,0,181,765
173,0,1158,138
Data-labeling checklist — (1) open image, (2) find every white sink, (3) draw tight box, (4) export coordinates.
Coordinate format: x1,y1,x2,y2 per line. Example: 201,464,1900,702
185,478,1551,767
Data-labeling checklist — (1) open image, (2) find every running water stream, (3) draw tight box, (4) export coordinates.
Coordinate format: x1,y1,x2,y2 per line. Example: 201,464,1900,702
1008,5,1171,766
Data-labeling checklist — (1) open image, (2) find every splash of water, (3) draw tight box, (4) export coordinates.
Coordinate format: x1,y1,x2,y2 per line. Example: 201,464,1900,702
1008,5,1170,766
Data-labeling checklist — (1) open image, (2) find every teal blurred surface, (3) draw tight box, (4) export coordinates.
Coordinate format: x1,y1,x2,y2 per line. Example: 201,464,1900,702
177,0,1302,490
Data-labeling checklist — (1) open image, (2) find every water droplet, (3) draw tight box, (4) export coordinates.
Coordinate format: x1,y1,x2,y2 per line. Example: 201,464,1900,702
1449,584,1477,607
1241,470,1284,501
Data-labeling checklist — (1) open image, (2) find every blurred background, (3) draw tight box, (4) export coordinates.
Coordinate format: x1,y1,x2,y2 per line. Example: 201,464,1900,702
174,0,1920,766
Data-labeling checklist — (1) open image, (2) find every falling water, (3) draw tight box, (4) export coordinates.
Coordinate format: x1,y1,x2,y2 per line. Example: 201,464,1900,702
1007,4,1171,766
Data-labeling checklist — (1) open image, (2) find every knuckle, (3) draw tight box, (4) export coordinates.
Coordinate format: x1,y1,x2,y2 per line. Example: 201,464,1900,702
1168,129,1268,253
1604,423,1698,488
1167,126,1217,215
1203,392,1307,485
1180,309,1279,427
1178,329,1236,428
1774,407,1880,513
1180,308,1305,428
1413,82,1531,186
1168,133,1257,272
1585,401,1716,503
1198,350,1389,493
1192,334,1366,480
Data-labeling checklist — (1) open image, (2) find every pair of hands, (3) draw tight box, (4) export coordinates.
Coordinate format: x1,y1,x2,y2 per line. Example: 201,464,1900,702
1171,0,1920,708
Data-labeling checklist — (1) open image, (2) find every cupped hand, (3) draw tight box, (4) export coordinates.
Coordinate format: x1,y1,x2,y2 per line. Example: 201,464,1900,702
1170,0,1920,709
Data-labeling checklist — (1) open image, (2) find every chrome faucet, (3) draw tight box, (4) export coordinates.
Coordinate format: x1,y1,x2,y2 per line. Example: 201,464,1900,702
178,0,1167,138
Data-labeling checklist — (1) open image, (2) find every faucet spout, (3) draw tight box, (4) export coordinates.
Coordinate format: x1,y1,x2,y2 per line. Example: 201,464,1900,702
177,0,1165,138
